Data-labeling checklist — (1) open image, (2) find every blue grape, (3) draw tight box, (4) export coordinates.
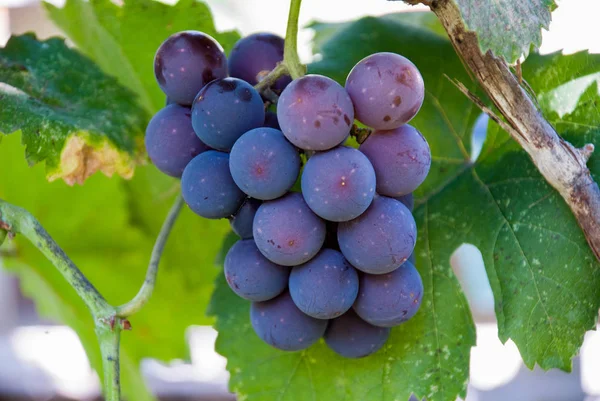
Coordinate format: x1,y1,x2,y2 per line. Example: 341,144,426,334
277,75,354,150
224,239,289,301
345,52,424,129
154,31,227,105
229,128,301,200
181,151,245,219
360,125,431,196
338,196,416,274
324,309,390,358
192,78,265,151
144,104,210,177
230,198,262,239
253,192,326,266
302,146,376,222
396,193,414,211
353,261,423,327
228,33,291,91
250,291,328,351
289,249,359,319
264,111,280,129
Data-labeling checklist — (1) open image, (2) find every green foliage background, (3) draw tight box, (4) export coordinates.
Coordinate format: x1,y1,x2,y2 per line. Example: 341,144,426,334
1,1,599,401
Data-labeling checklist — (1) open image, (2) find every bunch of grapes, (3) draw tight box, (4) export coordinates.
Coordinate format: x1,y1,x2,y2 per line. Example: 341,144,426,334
147,30,431,359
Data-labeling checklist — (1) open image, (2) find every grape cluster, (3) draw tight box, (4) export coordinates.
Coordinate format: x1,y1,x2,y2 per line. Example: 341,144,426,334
147,30,431,359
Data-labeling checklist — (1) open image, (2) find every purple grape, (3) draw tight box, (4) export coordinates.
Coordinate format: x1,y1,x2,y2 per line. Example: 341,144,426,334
301,146,376,222
192,78,265,151
345,52,424,129
228,33,291,91
229,127,301,200
224,239,289,302
324,309,390,358
253,192,326,266
264,111,280,129
289,249,359,319
230,198,262,239
250,291,328,351
360,125,431,196
353,261,423,327
154,31,227,105
181,151,245,219
396,193,414,211
144,104,210,178
338,196,416,274
277,75,354,151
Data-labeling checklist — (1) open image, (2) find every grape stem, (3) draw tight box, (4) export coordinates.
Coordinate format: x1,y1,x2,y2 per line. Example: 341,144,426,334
0,193,186,400
116,193,184,317
254,0,305,93
350,125,374,144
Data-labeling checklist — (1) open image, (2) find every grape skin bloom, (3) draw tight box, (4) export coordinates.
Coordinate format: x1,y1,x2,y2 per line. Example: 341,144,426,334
289,249,359,319
224,239,289,302
144,104,210,178
250,292,328,351
338,196,416,274
277,75,354,151
181,151,245,219
253,192,326,266
229,128,301,200
360,125,431,196
325,309,390,358
345,52,424,130
192,78,265,151
353,260,424,327
301,146,376,222
154,31,227,105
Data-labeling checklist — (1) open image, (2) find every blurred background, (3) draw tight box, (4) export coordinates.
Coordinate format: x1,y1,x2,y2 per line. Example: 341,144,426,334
1,0,600,400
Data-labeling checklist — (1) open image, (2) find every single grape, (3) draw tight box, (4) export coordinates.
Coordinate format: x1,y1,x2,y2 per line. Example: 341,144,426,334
192,78,265,151
154,31,227,105
277,75,354,151
396,193,414,211
250,291,328,351
230,198,262,239
353,261,423,327
144,104,210,177
289,249,359,319
229,128,301,200
253,192,326,266
345,52,424,129
228,33,291,91
181,151,245,219
302,146,376,222
264,111,281,130
338,196,416,274
324,309,390,358
360,125,431,196
224,239,289,301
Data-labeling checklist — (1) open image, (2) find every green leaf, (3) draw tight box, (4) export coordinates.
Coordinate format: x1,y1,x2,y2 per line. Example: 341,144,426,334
210,12,600,401
45,0,241,114
0,34,147,184
452,0,556,63
0,131,229,398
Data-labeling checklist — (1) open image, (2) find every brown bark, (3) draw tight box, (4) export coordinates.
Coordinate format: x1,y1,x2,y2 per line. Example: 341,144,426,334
425,0,600,260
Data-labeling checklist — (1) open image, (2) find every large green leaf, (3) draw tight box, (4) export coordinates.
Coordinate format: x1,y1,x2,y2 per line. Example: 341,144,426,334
209,12,600,401
0,34,147,184
0,130,229,398
45,0,241,114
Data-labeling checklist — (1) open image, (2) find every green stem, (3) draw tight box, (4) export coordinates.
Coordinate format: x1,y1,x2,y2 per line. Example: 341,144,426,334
283,0,305,79
0,198,111,316
96,320,121,401
116,193,184,317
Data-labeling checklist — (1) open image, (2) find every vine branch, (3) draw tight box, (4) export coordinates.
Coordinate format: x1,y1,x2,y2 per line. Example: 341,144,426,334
409,0,600,261
116,193,184,318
